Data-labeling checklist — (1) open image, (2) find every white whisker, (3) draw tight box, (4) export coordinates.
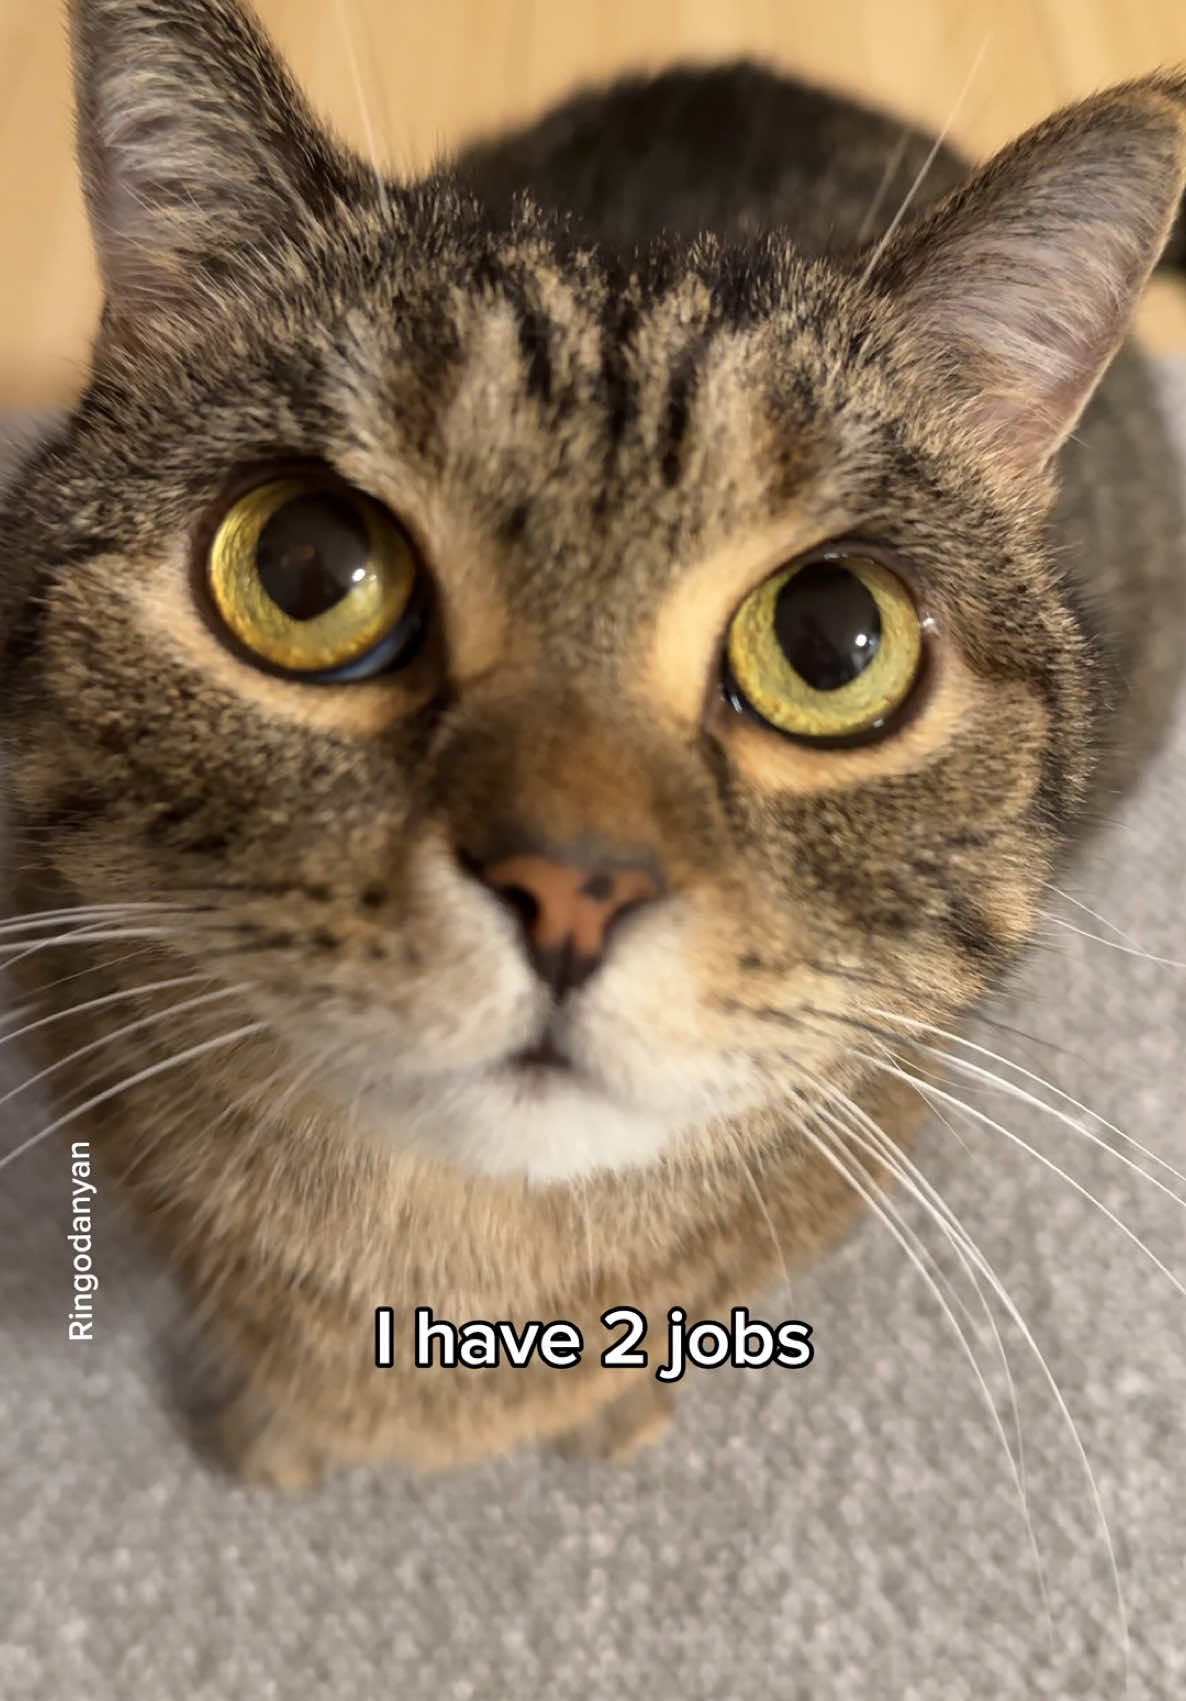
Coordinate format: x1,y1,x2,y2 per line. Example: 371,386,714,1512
799,1072,1129,1686
0,902,175,936
0,1021,266,1175
799,1080,1052,1634
859,1004,1186,1196
2,939,174,1007
0,973,213,1058
720,1124,792,1301
0,983,251,1117
1045,883,1146,950
795,1105,1044,1566
574,1169,598,1301
914,1044,1186,1214
861,1055,1186,1304
855,127,914,247
111,1034,305,1200
858,33,992,287
1039,912,1186,970
334,0,393,220
0,925,176,970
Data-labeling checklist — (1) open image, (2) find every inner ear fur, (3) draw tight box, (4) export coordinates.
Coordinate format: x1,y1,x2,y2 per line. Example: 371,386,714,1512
864,73,1186,477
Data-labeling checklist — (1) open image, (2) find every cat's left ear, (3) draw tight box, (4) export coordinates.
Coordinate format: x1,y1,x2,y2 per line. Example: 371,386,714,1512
865,75,1186,478
70,0,367,343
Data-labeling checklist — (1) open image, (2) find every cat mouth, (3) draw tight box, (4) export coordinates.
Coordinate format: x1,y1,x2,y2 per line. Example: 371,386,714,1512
509,1035,573,1073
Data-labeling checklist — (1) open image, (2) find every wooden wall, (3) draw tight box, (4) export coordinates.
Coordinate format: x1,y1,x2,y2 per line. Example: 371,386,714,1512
1,0,1184,405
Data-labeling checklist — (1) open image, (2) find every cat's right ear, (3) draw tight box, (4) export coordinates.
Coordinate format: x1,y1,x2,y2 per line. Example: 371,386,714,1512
69,0,366,345
863,74,1186,481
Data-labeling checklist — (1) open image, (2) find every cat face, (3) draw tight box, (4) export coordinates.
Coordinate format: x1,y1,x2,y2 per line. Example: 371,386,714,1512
1,1,1183,1182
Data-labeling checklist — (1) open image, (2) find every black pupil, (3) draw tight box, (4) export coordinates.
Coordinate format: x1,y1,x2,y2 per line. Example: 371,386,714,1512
255,494,370,622
773,561,882,691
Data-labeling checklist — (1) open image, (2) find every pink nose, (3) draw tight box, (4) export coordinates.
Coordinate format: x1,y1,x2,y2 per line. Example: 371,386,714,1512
474,851,662,996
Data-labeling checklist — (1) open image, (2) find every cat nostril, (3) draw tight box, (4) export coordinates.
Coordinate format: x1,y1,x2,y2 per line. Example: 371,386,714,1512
496,881,541,932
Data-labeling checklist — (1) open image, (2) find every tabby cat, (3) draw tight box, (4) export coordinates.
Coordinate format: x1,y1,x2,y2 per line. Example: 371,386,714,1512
1,0,1184,1485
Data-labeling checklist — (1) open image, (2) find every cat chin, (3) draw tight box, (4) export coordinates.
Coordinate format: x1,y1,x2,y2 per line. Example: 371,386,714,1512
353,1064,697,1184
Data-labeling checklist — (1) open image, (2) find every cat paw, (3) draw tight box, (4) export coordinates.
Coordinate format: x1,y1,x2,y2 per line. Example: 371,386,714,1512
214,1388,334,1492
551,1378,676,1463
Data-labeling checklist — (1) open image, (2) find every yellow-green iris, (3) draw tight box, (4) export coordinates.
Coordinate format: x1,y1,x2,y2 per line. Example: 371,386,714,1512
208,478,418,676
726,554,922,740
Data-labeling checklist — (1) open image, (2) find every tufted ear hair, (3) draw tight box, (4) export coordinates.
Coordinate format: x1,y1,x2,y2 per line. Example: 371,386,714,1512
864,74,1186,478
69,0,369,342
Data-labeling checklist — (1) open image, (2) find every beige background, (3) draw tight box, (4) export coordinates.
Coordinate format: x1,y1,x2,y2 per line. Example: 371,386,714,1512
1,0,1185,407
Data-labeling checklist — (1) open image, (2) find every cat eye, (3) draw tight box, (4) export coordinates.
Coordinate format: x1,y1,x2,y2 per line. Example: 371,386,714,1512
206,477,426,680
723,551,923,742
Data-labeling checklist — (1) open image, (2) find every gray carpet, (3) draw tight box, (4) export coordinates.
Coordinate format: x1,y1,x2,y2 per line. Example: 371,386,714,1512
2,368,1185,1701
